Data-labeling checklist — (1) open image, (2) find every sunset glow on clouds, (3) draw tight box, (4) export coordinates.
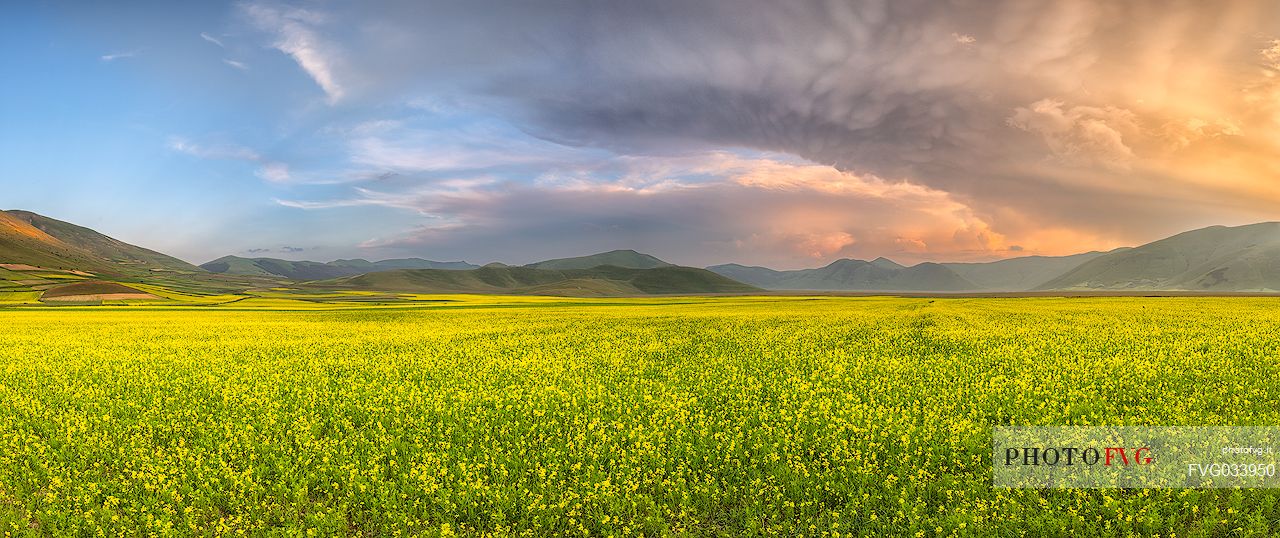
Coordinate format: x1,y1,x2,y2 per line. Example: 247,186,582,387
3,1,1278,266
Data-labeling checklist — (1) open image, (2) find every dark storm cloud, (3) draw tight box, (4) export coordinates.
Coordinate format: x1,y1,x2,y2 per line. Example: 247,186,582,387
248,0,1280,263
357,0,1004,173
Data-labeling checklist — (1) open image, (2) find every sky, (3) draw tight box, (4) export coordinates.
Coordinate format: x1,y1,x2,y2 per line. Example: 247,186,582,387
2,1,1279,269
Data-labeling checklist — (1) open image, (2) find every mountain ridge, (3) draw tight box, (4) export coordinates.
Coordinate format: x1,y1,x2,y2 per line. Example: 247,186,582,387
707,258,980,291
1036,222,1280,291
706,250,1135,292
8,209,1280,295
0,209,198,274
200,255,479,280
308,264,760,296
524,249,672,270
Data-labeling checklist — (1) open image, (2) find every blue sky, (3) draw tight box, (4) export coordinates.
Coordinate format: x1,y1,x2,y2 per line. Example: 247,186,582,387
3,2,1279,268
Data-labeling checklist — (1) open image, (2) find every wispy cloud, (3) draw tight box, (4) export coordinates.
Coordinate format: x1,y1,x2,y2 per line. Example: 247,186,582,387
276,176,499,213
168,136,291,183
255,162,291,182
242,3,344,103
200,32,225,48
344,117,603,174
167,137,260,161
245,246,305,254
223,59,249,70
169,135,407,186
100,50,140,62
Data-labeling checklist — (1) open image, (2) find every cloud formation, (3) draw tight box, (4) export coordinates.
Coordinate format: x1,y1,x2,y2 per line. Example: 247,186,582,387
237,1,1280,266
243,4,345,102
1007,99,1138,169
281,152,1114,266
168,136,291,183
199,32,224,48
100,50,139,62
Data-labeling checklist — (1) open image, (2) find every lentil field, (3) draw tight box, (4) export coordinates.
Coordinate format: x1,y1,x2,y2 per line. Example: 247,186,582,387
2,296,1280,536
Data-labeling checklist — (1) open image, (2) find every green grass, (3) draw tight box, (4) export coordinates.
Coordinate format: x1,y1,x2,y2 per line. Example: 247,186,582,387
311,265,761,296
1,297,1279,536
24,272,88,280
0,290,43,304
0,267,32,281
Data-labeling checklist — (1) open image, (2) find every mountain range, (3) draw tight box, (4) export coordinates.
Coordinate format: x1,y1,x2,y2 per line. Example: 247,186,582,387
707,250,1123,291
524,250,672,270
0,211,754,298
4,209,1280,299
199,249,671,280
311,264,757,296
200,255,479,280
705,223,1280,292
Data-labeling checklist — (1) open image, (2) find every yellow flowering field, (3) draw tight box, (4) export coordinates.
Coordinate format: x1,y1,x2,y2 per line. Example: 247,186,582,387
1,297,1279,536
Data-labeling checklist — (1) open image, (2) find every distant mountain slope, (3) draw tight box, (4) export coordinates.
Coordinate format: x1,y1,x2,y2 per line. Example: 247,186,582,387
942,250,1120,291
201,256,348,280
12,208,1280,296
0,211,100,271
0,210,197,274
310,265,759,296
201,255,478,280
705,263,788,288
869,257,904,270
709,251,1135,292
1036,222,1280,291
707,258,978,291
329,258,478,271
526,250,672,270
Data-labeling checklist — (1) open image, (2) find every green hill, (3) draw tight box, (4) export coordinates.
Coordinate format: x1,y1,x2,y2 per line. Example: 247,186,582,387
0,210,275,300
329,258,478,271
525,250,672,270
0,210,197,274
201,255,478,280
12,208,1280,297
1036,222,1280,291
309,265,759,296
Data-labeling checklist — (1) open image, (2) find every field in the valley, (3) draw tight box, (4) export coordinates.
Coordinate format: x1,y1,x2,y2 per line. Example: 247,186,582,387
1,297,1279,536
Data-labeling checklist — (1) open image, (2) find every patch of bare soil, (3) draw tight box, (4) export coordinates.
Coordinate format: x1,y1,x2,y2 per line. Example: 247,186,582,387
41,281,160,301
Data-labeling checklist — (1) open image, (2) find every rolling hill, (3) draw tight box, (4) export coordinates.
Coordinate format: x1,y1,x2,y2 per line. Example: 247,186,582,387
1036,222,1280,291
330,258,478,271
309,265,760,296
709,251,1130,292
0,210,270,301
707,258,979,291
200,255,479,280
525,250,672,270
940,250,1120,291
10,209,1280,297
0,210,198,274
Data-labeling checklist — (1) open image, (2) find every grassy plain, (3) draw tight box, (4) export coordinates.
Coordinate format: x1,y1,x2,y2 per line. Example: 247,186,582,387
1,296,1279,536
